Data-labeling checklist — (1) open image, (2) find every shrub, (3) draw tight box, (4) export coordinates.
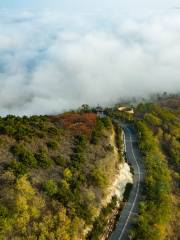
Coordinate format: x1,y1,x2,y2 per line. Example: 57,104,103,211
101,117,111,129
63,168,72,181
87,195,118,239
123,183,133,201
47,141,58,150
12,144,37,168
15,126,28,140
48,127,59,136
35,148,51,168
91,168,108,189
9,160,27,177
90,118,108,144
0,138,4,146
71,152,85,169
91,130,100,144
0,125,16,136
36,131,46,138
43,179,58,197
105,144,114,152
144,113,162,126
0,204,8,218
54,155,66,166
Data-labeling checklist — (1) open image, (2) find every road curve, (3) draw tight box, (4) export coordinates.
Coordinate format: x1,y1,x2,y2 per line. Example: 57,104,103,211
109,124,144,240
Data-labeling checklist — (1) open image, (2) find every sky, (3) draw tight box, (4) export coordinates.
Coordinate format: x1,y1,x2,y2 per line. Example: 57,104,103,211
0,0,180,10
0,1,180,115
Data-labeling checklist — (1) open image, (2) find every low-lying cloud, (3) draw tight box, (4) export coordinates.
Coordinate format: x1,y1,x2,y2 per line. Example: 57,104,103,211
0,10,180,115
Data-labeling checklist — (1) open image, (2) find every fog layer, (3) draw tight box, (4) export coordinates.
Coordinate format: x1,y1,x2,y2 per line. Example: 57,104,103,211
0,11,180,115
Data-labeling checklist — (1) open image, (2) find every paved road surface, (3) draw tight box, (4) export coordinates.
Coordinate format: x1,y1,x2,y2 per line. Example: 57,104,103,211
109,123,145,240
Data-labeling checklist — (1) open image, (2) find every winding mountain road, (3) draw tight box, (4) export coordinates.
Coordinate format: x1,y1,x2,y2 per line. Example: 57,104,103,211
109,123,145,240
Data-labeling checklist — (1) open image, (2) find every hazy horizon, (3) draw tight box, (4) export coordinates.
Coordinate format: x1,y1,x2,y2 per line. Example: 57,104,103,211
0,1,180,115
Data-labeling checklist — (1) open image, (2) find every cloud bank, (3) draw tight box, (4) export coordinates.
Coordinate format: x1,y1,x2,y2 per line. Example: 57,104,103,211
0,10,180,115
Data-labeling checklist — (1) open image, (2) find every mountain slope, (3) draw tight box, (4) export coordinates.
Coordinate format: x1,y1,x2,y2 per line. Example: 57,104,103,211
0,113,122,239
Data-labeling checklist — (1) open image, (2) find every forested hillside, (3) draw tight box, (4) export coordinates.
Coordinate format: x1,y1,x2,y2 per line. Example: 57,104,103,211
133,101,180,240
0,113,120,239
0,99,179,240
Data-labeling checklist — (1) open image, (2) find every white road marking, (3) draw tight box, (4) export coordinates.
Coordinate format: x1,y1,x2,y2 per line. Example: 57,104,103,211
118,127,141,240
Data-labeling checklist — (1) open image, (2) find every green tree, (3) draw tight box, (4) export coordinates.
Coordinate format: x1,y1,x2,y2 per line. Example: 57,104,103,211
12,144,37,168
35,148,51,168
43,180,58,197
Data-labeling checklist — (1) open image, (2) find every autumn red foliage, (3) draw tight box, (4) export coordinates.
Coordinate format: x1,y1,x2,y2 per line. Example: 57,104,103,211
50,112,97,135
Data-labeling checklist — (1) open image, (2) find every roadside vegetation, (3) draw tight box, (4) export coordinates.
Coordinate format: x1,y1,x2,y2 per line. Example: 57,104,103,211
87,196,119,240
131,101,180,240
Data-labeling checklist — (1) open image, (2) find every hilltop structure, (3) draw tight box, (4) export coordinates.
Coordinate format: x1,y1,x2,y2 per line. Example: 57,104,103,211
118,106,134,115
